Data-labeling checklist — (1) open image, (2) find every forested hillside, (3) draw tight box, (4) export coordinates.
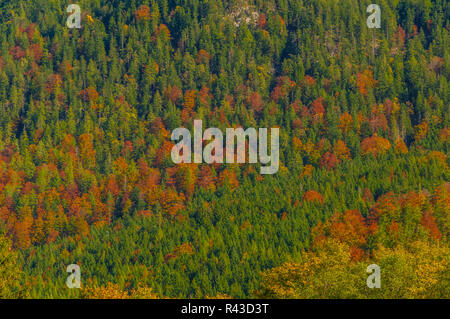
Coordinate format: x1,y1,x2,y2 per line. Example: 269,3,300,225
0,0,448,298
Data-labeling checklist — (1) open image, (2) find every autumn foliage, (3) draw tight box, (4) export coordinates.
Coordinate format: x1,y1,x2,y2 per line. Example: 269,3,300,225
361,135,391,157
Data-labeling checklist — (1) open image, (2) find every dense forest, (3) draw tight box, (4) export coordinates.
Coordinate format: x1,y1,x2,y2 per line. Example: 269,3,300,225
0,0,448,298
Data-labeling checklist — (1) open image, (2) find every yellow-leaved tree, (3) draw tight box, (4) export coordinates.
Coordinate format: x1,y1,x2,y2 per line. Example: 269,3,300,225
0,235,27,298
